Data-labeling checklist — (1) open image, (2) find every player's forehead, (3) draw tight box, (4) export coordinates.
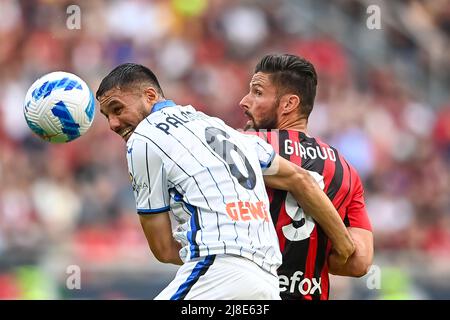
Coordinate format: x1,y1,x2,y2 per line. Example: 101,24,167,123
99,87,137,110
250,72,273,88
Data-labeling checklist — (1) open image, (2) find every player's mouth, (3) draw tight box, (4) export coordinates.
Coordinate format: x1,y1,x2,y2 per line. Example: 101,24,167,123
119,128,134,141
244,112,255,131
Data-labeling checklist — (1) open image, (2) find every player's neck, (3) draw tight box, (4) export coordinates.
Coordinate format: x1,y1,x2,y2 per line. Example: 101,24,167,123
277,117,308,133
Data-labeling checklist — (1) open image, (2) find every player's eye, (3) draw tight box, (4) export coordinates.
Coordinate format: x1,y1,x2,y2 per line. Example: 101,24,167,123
255,89,262,96
113,106,123,115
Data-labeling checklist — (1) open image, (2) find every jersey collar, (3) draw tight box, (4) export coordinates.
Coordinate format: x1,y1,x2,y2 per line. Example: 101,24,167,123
150,100,176,114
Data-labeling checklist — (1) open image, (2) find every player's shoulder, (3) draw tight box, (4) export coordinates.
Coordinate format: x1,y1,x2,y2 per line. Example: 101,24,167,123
128,104,202,151
310,135,363,180
126,133,147,154
126,132,168,164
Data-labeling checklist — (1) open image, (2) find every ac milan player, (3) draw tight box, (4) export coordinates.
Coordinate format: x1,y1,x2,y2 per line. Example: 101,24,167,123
240,54,373,300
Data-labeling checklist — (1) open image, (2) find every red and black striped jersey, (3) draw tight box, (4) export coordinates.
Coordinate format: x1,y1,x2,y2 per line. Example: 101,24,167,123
248,129,372,300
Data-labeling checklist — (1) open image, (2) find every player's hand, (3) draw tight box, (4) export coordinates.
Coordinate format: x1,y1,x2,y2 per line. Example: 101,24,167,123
332,232,356,263
328,249,350,267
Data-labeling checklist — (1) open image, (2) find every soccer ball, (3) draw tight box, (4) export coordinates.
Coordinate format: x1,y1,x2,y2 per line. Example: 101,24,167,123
23,71,95,143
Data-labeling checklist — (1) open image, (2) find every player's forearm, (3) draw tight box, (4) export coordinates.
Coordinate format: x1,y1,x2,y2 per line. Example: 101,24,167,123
328,251,371,277
164,240,184,265
150,238,183,265
329,228,373,277
139,214,184,265
289,168,355,260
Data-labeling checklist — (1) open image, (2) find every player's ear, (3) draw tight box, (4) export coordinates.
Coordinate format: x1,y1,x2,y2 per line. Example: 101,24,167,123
143,87,159,104
281,94,300,115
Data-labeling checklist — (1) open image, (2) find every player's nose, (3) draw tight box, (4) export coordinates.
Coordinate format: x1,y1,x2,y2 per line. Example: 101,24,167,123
239,94,250,111
108,115,121,132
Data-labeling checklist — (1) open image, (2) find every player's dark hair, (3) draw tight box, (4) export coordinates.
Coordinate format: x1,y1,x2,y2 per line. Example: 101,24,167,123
96,63,164,99
255,54,317,119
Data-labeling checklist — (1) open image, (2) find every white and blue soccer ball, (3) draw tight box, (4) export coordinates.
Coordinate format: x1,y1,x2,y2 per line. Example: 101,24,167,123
24,71,95,143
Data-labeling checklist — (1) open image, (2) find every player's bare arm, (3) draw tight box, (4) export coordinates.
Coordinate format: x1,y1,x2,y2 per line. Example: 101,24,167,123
328,227,373,277
263,154,355,263
139,213,183,265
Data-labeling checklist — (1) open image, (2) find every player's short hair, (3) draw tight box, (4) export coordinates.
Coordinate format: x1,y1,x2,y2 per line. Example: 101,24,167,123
255,54,317,119
96,63,164,99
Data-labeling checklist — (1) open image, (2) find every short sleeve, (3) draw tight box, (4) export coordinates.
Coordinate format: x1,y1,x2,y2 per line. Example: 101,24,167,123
346,172,372,231
126,139,170,215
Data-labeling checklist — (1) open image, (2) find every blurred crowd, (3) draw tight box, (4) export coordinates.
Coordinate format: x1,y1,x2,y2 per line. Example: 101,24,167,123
0,0,449,299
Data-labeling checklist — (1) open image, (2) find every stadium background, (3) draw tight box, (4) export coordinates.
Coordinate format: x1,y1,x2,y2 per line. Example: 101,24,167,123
0,0,449,299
